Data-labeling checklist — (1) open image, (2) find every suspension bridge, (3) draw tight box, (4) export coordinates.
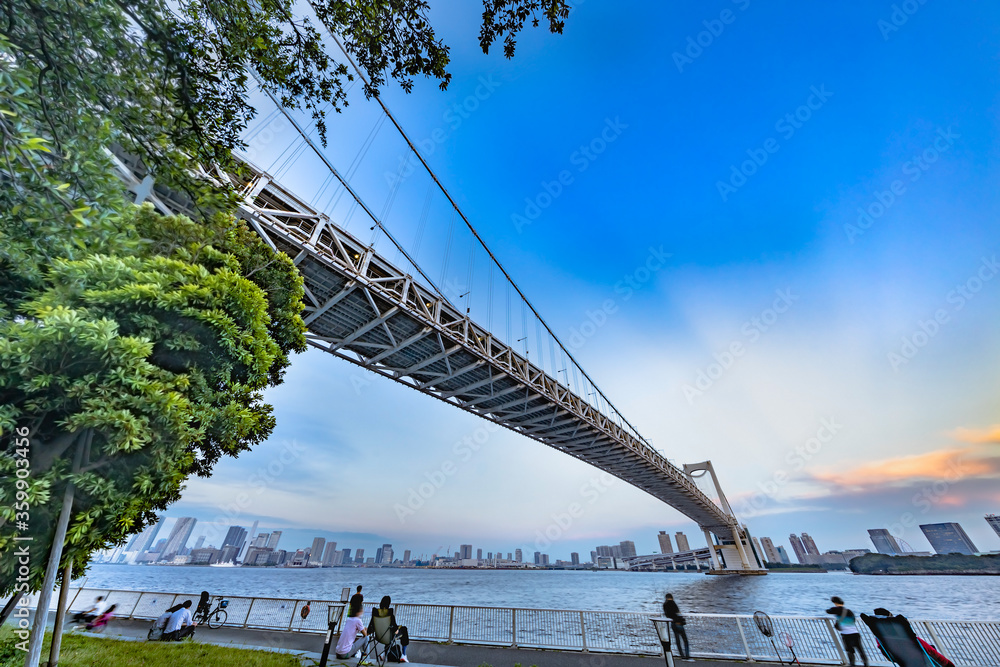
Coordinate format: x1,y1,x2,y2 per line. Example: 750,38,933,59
111,76,766,574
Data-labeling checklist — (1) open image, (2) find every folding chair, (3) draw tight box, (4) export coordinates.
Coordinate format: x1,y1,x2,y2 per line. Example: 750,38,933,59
357,609,400,667
861,613,938,667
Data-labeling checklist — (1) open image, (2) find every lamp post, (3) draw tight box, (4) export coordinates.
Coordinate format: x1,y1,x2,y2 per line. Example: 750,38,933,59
318,603,347,667
651,617,675,667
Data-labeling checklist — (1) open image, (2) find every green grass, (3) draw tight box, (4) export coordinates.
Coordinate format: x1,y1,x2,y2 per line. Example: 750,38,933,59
0,627,307,667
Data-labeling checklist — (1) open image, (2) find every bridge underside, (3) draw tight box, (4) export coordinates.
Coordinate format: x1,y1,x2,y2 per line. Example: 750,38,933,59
112,151,760,564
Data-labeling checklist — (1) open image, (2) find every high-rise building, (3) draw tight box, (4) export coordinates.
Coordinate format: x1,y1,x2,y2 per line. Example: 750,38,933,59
571,552,580,565
322,542,338,566
382,544,394,563
253,533,269,548
460,545,473,560
674,532,690,552
868,528,902,555
657,531,674,554
507,553,512,561
760,537,782,564
136,517,167,553
534,551,541,565
789,534,808,564
801,533,820,557
540,554,550,566
354,548,365,563
193,535,205,550
403,550,411,564
920,523,978,555
477,548,483,560
308,538,326,566
240,520,259,562
986,514,1000,541
590,550,598,564
342,548,352,564
222,526,247,550
160,517,197,560
776,546,791,564
267,531,282,550
619,541,637,558
375,547,384,564
514,549,522,563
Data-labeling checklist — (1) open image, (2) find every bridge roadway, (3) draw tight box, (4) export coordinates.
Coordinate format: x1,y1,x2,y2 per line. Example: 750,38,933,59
226,160,741,545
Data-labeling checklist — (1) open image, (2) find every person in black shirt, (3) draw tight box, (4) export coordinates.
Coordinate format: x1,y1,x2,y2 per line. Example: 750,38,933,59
349,585,364,615
663,593,690,659
825,596,868,666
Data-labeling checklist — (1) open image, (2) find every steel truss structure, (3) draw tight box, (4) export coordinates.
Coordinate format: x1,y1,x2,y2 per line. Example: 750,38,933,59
113,152,763,572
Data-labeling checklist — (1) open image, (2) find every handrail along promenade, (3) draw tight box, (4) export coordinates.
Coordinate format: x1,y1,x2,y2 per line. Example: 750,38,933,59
40,587,1000,666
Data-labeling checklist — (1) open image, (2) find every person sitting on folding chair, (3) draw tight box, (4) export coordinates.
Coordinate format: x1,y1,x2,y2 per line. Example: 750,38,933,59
359,596,409,664
335,602,369,660
866,608,954,667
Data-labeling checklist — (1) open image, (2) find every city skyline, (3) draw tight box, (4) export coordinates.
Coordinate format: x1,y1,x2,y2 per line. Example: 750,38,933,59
105,511,1000,567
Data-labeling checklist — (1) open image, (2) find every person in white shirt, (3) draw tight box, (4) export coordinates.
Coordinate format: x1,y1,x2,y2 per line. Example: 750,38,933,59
335,604,369,659
73,595,106,624
163,599,197,641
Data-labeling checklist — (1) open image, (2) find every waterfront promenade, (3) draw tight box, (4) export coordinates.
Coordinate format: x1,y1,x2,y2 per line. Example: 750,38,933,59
17,586,1000,666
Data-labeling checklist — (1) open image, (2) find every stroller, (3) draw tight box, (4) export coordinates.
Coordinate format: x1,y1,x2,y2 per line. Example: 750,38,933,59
860,610,954,667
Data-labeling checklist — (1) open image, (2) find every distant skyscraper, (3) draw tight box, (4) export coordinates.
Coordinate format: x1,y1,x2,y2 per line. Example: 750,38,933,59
354,548,365,562
590,550,598,564
920,523,978,555
800,533,820,557
789,534,808,564
776,546,791,564
193,535,205,550
571,552,580,565
223,526,247,550
403,550,411,564
135,517,166,554
514,549,522,563
240,520,259,562
986,514,1000,541
760,537,782,564
534,551,541,565
658,531,674,554
308,538,326,566
674,532,690,552
322,542,338,566
160,517,197,560
619,541,637,558
868,529,902,555
342,548,352,564
267,531,282,550
375,547,383,563
382,544,393,563
253,533,269,548
540,554,550,565
460,545,473,560
477,548,483,560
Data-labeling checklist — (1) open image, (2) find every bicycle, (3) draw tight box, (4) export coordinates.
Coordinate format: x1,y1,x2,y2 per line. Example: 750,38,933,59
193,597,229,629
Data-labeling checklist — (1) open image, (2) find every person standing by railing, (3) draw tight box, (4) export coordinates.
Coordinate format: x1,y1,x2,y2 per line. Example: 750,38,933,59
826,596,869,666
663,593,690,659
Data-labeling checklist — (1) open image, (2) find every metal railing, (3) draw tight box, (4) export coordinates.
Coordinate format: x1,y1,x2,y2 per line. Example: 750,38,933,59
26,587,1000,665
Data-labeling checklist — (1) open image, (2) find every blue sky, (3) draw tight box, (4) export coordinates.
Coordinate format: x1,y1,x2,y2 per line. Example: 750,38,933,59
170,0,1000,561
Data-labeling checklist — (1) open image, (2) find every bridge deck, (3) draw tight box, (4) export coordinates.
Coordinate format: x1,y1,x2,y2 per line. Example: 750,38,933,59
230,161,735,540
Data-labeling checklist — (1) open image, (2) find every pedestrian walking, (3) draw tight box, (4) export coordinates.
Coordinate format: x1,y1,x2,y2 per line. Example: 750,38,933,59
826,596,869,666
663,593,690,659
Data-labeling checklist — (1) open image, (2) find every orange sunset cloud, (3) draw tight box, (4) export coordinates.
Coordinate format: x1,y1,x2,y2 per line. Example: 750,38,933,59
812,446,999,489
951,424,1000,444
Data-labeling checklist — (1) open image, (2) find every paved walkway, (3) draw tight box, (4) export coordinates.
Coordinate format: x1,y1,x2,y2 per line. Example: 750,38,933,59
27,617,815,666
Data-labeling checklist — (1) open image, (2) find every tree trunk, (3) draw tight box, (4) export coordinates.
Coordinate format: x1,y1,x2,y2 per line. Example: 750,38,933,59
0,593,19,626
47,563,73,667
23,430,87,667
